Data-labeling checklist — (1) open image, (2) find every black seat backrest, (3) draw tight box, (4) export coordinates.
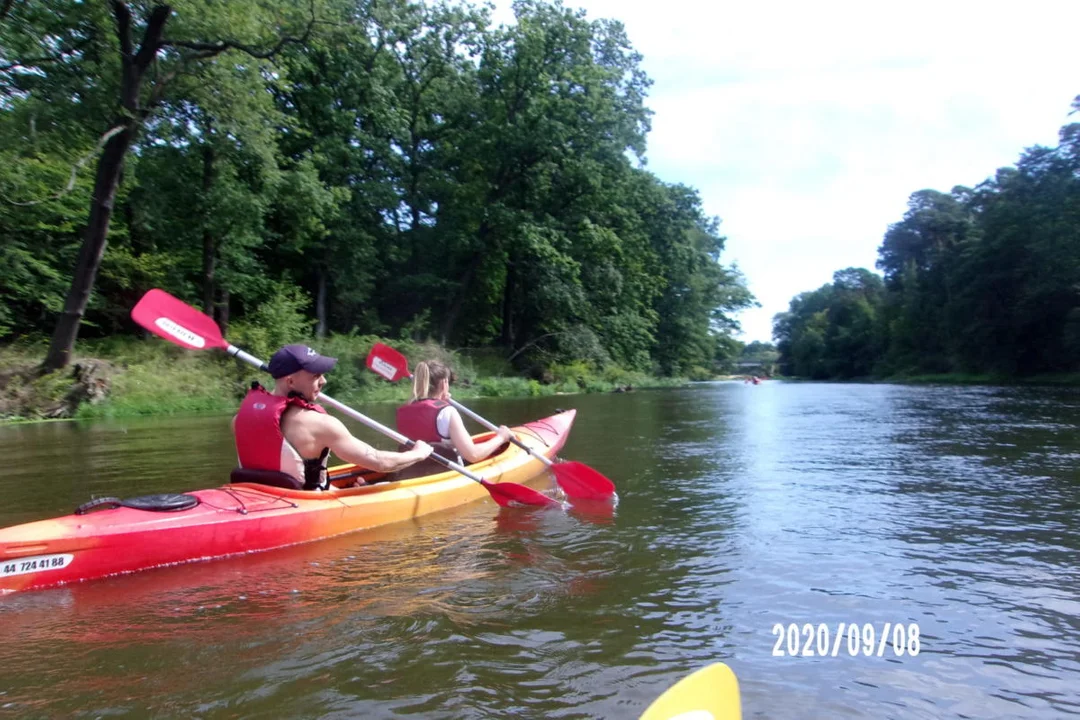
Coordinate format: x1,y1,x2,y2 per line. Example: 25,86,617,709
230,468,304,490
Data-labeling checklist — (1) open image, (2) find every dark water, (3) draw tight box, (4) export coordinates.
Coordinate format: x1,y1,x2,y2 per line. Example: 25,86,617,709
2,383,1079,719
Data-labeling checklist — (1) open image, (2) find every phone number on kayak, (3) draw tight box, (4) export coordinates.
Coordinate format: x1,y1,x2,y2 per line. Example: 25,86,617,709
772,622,921,657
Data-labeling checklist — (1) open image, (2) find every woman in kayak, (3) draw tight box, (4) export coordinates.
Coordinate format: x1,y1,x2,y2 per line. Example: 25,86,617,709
394,360,513,479
233,344,433,490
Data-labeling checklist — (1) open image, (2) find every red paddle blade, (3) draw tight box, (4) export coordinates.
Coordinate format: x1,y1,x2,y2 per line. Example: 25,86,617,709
131,289,228,351
366,342,411,382
482,480,560,508
552,461,616,501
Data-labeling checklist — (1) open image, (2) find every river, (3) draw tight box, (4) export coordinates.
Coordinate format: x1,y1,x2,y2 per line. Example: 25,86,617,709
1,382,1078,718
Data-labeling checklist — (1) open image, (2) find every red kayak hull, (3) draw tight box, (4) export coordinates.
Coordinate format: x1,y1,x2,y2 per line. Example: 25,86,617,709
1,409,575,593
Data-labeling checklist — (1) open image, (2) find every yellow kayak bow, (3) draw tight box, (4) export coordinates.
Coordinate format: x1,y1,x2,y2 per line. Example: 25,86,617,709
639,662,742,720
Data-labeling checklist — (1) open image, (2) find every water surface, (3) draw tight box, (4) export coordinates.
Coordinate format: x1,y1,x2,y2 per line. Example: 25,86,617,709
2,383,1079,718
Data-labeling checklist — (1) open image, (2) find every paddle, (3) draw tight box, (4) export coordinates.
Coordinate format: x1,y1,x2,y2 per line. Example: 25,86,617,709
130,289,559,508
365,342,616,501
638,662,742,720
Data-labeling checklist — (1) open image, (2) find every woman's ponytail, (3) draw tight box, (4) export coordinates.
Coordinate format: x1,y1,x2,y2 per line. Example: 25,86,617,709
412,362,431,401
411,360,452,401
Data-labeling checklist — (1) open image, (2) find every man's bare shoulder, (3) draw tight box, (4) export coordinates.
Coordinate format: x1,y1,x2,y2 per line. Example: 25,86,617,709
283,406,341,431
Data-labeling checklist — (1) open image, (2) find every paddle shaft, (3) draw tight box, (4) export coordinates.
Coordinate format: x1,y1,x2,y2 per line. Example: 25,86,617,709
225,345,489,484
448,399,555,469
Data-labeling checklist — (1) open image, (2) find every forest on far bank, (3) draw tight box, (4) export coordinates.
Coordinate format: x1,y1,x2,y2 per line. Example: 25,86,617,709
774,97,1080,382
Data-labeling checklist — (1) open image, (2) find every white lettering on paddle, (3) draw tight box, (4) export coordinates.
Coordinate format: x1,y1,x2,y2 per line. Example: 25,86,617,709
370,356,397,380
155,318,205,348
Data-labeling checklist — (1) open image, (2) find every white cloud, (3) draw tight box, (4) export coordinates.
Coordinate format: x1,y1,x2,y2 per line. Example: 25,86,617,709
490,0,1080,341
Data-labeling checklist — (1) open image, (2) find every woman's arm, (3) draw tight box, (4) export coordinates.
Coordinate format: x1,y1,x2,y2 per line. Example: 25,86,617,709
446,407,512,464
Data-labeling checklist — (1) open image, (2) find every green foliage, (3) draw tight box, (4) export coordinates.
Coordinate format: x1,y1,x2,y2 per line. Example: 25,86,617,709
546,360,594,389
475,376,544,398
777,108,1080,380
227,283,315,361
1,0,753,386
76,354,239,419
686,365,713,381
774,268,884,379
0,138,94,335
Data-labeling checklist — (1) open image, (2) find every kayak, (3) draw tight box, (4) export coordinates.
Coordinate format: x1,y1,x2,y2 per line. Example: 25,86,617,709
639,662,742,720
0,409,575,594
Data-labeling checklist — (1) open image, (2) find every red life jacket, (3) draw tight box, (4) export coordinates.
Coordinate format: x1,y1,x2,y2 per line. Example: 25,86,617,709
396,398,451,443
394,399,459,479
234,384,331,491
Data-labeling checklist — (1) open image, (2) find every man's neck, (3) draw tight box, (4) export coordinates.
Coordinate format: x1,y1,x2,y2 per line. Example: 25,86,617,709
272,382,296,399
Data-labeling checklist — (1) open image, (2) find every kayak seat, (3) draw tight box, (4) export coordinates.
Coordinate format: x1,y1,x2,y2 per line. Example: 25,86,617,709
230,468,304,490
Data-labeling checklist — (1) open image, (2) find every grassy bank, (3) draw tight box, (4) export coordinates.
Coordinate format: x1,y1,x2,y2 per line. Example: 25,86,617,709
0,336,686,424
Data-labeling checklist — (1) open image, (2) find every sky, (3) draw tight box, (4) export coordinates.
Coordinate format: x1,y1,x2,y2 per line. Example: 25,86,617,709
490,0,1080,343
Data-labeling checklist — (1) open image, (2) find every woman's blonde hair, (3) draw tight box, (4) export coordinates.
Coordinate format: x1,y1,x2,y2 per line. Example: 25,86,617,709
412,360,453,401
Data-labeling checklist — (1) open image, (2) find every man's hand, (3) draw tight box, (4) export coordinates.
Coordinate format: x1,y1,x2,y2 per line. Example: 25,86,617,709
409,440,434,461
309,415,433,473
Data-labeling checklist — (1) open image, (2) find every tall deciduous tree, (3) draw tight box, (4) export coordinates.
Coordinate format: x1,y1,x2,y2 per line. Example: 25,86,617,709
0,0,318,372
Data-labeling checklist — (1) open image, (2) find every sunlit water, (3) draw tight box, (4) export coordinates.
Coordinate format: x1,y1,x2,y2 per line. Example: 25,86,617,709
1,383,1079,718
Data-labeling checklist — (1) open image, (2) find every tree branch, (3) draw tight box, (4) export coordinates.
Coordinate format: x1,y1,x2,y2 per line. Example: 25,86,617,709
0,35,96,74
507,330,574,362
1,125,126,207
112,0,134,58
161,0,316,61
134,5,173,69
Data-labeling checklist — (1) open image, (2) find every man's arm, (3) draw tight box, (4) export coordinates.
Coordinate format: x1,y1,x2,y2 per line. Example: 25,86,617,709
315,414,433,472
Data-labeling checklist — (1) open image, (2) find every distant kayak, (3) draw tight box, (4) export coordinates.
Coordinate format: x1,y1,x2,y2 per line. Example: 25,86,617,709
639,662,741,720
0,410,574,594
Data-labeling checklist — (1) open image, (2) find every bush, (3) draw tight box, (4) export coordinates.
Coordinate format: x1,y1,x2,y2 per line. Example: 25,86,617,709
547,360,594,389
687,365,714,381
228,283,315,361
75,341,239,419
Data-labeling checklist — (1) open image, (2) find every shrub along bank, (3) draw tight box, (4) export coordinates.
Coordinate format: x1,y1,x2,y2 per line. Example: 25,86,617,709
0,336,685,423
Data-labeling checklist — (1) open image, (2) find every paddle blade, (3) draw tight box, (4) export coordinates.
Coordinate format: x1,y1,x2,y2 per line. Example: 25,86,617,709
553,461,616,501
482,480,560,508
366,342,411,382
131,289,228,351
639,662,742,720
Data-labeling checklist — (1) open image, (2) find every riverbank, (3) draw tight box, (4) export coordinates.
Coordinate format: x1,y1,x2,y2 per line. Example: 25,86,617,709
885,372,1080,385
774,372,1080,386
0,337,686,424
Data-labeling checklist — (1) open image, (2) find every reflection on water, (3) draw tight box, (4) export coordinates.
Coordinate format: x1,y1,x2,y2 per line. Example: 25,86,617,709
1,384,1079,718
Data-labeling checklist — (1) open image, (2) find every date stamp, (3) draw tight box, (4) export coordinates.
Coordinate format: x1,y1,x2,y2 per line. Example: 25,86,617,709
771,622,920,657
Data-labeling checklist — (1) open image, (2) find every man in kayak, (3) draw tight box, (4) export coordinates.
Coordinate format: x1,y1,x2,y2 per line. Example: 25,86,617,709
233,344,433,490
393,359,512,480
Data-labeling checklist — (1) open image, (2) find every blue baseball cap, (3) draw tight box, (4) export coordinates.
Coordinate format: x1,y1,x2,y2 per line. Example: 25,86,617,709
268,344,338,379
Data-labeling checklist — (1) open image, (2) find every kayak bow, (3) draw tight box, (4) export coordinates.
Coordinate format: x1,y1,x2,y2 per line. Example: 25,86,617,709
639,662,742,720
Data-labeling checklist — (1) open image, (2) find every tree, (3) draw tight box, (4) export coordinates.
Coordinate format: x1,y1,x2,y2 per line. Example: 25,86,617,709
0,0,318,372
773,268,884,378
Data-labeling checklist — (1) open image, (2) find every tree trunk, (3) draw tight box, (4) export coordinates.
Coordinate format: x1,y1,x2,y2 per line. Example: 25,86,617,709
41,1,171,373
200,139,216,315
41,126,137,372
315,269,327,339
500,259,516,349
441,222,490,346
216,287,230,334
